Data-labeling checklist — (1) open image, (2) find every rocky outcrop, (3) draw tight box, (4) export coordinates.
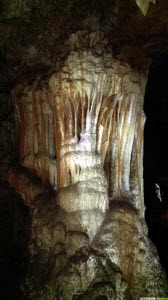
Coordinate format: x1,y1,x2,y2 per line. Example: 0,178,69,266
26,197,167,299
1,0,168,91
9,31,168,299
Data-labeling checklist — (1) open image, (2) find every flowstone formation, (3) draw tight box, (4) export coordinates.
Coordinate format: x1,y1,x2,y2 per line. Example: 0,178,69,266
9,31,168,299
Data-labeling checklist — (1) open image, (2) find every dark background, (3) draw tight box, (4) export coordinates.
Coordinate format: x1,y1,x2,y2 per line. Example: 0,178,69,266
144,55,168,276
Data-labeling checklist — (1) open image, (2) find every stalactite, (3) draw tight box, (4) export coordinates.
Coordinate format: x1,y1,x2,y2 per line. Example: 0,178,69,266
135,0,156,16
9,31,168,299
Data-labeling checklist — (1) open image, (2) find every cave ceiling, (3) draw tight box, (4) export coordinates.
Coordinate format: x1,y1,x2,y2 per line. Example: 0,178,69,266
0,0,168,92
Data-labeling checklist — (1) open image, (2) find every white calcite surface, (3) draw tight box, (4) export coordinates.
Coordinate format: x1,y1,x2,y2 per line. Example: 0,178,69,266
11,31,147,215
49,31,147,215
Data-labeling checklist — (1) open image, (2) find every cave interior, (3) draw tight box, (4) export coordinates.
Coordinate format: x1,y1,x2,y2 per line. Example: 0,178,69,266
0,0,168,299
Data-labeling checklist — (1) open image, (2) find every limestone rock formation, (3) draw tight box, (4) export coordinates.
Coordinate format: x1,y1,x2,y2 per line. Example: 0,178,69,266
8,31,168,299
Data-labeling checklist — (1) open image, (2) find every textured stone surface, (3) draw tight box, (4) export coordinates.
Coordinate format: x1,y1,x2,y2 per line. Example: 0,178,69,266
8,166,48,206
8,31,168,299
92,201,168,298
25,195,168,299
11,31,147,215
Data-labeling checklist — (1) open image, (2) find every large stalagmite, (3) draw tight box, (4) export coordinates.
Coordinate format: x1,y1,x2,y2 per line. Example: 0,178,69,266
9,31,168,299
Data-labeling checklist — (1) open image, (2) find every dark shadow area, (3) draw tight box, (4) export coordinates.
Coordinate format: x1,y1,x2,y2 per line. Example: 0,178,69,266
0,181,29,299
94,296,108,300
144,55,168,275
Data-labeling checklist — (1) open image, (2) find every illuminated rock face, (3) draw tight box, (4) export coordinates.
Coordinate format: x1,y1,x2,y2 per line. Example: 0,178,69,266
12,31,146,215
135,0,156,16
48,32,146,217
10,31,168,299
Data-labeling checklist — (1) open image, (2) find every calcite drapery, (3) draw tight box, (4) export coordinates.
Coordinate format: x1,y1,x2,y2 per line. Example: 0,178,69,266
9,31,168,299
12,31,146,215
49,32,146,216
